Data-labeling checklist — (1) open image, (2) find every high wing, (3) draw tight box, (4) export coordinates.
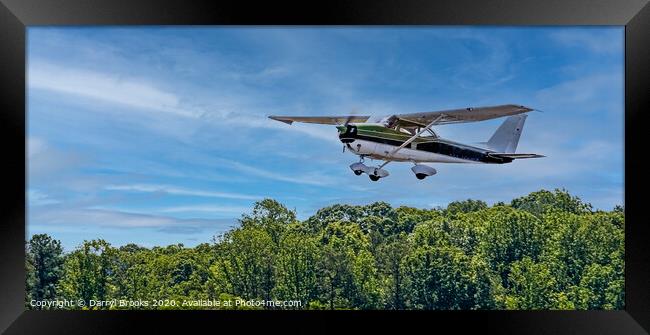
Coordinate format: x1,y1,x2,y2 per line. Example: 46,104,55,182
268,104,533,127
387,104,533,128
268,115,370,125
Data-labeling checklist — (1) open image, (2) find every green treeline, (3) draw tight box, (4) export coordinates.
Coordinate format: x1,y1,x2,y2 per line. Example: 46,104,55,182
25,189,624,310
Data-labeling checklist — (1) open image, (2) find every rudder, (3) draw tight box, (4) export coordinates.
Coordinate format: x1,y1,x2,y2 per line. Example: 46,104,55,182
486,115,527,153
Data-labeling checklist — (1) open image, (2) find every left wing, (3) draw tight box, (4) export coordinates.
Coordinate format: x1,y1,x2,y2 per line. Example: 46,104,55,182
268,115,370,125
268,104,533,127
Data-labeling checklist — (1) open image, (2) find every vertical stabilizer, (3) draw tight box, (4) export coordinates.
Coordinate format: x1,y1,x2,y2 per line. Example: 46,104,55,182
486,115,527,153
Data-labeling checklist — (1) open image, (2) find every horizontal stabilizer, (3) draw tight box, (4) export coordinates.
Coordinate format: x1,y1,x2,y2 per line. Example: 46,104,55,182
487,153,545,159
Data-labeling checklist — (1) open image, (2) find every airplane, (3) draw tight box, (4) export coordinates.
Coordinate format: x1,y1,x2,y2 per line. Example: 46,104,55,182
269,104,544,181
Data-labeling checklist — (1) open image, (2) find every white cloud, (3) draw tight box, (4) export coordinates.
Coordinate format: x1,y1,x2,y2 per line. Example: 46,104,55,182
29,206,236,234
217,158,339,186
27,136,47,158
27,136,86,181
159,204,251,214
105,183,262,200
535,72,623,112
27,189,60,206
549,30,623,54
29,62,201,118
424,30,516,89
28,60,347,144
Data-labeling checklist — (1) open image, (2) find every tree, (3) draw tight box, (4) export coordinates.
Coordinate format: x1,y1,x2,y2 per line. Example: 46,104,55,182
376,233,410,309
478,206,548,287
402,245,483,310
511,188,592,217
212,226,276,303
575,263,624,309
112,244,154,307
26,234,64,309
274,224,320,308
317,221,380,309
306,204,364,233
240,198,297,245
58,239,117,308
446,199,488,216
394,206,440,235
446,210,490,255
541,211,624,291
503,257,556,309
26,189,624,311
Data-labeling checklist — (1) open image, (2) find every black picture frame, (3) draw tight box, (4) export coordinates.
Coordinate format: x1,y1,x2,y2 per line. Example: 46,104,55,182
1,0,648,333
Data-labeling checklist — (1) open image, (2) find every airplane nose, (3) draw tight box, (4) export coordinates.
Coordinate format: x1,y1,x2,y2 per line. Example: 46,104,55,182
338,125,357,143
339,134,355,143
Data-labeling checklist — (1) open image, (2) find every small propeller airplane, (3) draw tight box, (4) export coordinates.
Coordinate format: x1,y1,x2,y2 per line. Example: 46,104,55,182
269,104,544,181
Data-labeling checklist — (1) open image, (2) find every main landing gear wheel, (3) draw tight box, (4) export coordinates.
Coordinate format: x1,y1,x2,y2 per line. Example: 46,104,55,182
369,175,380,181
411,164,437,180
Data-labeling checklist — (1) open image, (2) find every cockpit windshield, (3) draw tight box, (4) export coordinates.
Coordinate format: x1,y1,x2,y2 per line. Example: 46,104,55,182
366,114,392,125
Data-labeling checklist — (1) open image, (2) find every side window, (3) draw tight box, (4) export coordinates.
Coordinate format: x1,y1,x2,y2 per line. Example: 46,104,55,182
441,144,450,155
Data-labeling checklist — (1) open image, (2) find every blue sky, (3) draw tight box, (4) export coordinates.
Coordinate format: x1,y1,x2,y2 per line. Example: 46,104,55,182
27,27,624,251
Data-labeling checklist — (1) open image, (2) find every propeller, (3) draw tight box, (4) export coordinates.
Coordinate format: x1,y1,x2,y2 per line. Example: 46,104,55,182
341,108,360,153
342,107,361,126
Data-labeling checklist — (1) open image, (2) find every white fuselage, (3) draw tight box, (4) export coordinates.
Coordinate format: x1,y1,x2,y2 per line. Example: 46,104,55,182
347,139,479,164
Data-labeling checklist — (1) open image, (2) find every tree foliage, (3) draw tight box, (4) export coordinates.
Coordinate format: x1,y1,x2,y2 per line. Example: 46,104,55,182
25,234,64,309
26,189,624,310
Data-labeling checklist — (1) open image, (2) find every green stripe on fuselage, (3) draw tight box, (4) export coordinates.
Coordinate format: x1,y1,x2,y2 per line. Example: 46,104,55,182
338,124,431,143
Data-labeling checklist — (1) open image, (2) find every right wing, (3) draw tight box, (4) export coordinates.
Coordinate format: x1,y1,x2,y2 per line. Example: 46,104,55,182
392,104,533,127
268,115,370,125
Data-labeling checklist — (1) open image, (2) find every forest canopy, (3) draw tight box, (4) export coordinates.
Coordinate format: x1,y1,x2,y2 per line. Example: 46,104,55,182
25,189,624,310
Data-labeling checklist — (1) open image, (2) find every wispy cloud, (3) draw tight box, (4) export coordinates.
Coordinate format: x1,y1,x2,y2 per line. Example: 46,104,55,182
105,183,262,200
27,189,60,206
158,204,252,214
535,72,623,112
30,206,236,234
549,29,623,54
29,62,201,118
27,136,87,182
215,158,339,186
162,148,346,187
28,60,346,144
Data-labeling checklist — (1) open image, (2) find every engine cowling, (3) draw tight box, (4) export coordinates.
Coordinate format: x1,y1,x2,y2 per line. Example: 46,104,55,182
411,164,437,179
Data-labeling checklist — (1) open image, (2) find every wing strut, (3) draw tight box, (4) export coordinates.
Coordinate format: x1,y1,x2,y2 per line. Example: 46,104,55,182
378,114,445,169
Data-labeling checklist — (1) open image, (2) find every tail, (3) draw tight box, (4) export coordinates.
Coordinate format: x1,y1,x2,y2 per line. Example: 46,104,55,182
486,115,527,153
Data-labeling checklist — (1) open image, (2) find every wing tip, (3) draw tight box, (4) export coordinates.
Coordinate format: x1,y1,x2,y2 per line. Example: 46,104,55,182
507,104,535,113
268,116,293,125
